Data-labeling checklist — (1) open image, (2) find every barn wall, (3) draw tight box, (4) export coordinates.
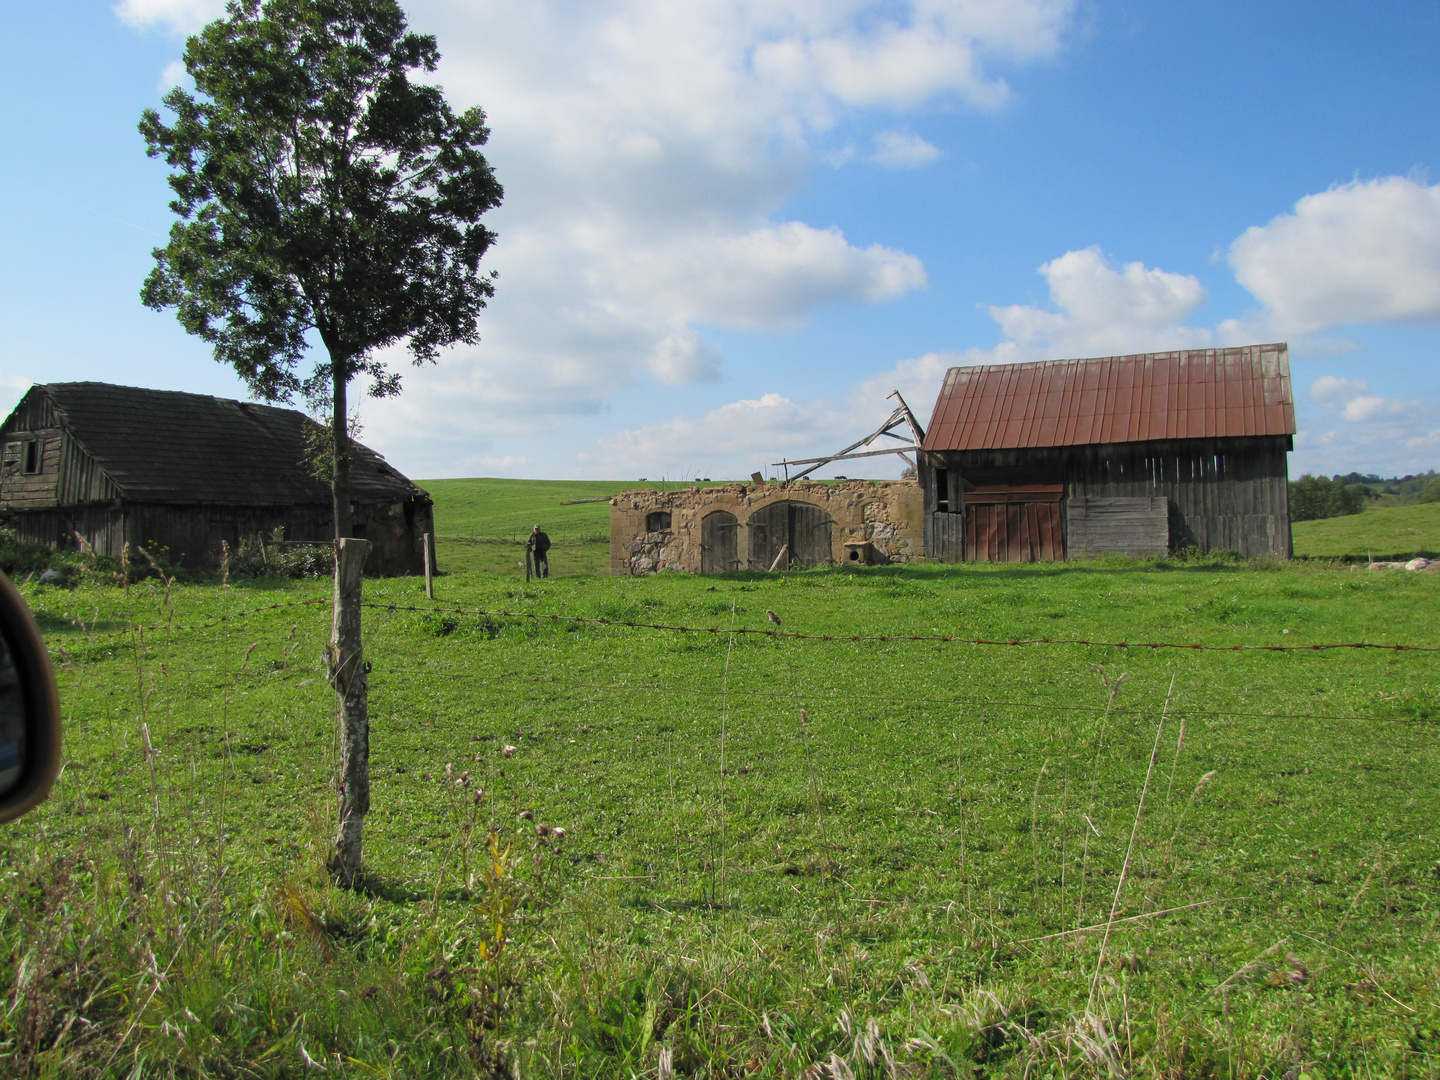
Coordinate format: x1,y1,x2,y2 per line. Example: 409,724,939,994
921,435,1292,559
610,480,923,575
6,496,433,577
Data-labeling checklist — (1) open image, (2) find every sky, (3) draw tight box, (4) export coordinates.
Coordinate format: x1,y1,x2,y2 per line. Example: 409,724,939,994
1,0,1438,483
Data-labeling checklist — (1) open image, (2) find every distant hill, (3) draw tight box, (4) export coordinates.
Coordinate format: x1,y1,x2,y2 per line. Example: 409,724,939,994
1292,502,1440,560
419,477,733,576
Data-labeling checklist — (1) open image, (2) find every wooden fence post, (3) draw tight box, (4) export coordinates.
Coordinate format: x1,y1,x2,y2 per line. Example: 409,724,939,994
329,537,371,887
423,532,434,599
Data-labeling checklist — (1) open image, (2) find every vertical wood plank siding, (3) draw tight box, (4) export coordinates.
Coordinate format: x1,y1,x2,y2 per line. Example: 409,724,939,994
1,386,437,576
921,435,1291,560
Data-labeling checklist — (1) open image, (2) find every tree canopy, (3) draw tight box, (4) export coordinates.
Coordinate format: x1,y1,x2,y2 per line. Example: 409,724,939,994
140,0,502,531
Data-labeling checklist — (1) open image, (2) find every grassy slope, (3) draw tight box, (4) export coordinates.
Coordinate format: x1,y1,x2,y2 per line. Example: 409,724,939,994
420,477,733,576
5,558,1439,1076
1292,500,1440,559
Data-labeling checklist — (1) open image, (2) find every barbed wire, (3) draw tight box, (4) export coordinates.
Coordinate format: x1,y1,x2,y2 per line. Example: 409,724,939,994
35,593,1440,655
362,600,1440,653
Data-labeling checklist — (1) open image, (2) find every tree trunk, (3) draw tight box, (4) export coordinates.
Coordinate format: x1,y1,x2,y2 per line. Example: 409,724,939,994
331,367,352,542
329,537,371,886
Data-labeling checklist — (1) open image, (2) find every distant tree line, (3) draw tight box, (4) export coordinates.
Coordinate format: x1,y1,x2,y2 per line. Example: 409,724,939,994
1289,470,1440,521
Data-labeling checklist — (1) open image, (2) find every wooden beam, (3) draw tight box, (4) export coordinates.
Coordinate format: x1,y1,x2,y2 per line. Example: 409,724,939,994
773,445,920,467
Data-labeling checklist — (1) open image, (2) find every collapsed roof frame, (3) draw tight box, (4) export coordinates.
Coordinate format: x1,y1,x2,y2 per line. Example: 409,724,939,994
772,390,926,482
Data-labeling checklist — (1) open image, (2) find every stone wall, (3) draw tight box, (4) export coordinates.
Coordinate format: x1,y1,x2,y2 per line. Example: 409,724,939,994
609,479,924,575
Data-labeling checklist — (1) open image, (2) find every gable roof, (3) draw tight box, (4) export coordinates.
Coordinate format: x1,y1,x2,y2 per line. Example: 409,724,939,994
24,382,425,505
922,344,1295,453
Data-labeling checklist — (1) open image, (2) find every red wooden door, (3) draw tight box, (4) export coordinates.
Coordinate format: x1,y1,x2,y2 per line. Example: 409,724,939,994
963,485,1065,562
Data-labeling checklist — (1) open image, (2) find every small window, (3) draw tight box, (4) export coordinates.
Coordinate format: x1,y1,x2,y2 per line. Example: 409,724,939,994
646,511,672,532
23,440,40,474
934,468,950,512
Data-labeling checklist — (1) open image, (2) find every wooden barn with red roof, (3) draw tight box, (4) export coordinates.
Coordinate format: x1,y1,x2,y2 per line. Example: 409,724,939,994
919,343,1295,562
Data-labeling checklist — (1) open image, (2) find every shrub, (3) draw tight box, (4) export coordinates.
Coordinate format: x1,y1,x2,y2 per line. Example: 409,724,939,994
1289,474,1365,521
1422,476,1440,503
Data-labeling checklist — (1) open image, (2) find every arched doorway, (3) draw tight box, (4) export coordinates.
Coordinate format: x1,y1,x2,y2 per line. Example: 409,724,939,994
701,510,740,572
747,500,833,569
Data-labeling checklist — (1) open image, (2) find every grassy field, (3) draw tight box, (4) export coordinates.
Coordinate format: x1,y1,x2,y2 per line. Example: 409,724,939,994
1292,501,1440,560
423,477,738,577
4,552,1439,1077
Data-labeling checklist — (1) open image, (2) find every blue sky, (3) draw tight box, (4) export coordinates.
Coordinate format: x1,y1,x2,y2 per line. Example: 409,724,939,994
2,0,1438,482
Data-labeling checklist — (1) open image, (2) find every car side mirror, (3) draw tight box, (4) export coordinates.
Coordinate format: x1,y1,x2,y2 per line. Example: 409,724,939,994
0,571,61,824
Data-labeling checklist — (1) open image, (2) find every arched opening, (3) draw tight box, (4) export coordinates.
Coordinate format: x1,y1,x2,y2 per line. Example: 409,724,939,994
645,510,672,532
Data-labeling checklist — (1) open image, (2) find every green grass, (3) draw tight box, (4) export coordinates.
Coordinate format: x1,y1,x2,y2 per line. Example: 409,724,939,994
5,556,1440,1077
1293,501,1440,560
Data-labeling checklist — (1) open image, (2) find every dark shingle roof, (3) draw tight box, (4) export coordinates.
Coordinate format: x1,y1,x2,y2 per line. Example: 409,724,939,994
922,344,1295,452
38,382,425,505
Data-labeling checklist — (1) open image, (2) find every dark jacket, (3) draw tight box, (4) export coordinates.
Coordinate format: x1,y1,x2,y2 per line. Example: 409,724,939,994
527,530,551,556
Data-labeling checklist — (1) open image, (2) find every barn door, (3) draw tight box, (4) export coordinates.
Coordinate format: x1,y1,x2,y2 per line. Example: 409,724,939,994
701,510,740,572
928,512,964,562
747,500,833,569
963,485,1065,563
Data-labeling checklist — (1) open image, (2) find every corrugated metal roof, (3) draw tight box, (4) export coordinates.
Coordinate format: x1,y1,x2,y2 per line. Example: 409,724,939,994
922,344,1295,452
29,382,426,505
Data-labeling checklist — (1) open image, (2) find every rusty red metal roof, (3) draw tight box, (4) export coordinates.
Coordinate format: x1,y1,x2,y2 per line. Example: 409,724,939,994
922,344,1295,452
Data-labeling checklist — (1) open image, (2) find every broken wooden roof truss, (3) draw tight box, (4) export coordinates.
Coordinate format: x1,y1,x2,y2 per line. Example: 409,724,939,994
772,391,926,482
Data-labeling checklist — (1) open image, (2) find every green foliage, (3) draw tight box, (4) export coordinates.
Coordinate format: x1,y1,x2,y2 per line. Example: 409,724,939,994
6,561,1440,1076
1289,474,1366,521
140,0,502,401
1422,476,1440,503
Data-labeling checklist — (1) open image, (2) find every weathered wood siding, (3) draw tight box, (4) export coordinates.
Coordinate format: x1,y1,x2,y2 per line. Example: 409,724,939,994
700,510,740,572
747,500,834,569
1,386,434,577
1067,497,1168,556
5,497,431,576
926,512,964,563
921,435,1292,560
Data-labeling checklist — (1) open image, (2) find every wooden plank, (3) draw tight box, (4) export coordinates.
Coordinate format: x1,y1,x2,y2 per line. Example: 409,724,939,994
1067,497,1168,556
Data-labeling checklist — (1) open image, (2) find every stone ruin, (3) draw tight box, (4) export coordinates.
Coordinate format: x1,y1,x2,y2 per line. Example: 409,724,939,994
609,479,923,575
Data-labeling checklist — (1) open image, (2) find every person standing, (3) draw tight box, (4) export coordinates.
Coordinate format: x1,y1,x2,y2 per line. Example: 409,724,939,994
527,524,551,578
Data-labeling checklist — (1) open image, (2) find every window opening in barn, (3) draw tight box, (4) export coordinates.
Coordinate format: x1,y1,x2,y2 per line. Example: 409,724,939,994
22,440,40,474
646,511,672,532
934,468,950,512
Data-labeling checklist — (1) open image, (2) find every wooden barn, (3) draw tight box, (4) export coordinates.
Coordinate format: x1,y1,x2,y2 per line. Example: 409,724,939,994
919,343,1295,562
0,382,435,576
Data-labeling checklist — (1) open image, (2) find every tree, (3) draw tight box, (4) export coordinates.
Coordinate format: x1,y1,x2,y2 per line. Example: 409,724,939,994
141,0,502,885
1288,474,1365,521
140,0,502,540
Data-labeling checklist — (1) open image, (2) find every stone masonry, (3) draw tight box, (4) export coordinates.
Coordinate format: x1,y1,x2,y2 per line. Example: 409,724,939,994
610,479,924,575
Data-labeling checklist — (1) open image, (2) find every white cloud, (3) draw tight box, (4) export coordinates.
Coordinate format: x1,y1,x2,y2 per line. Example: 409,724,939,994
352,0,1071,470
158,59,191,92
114,0,222,33
579,392,845,480
871,130,941,168
981,246,1212,362
1309,374,1368,406
1295,374,1440,475
582,349,956,480
1228,176,1440,335
121,0,1077,475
